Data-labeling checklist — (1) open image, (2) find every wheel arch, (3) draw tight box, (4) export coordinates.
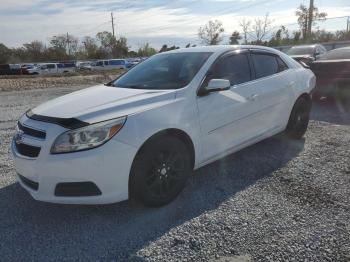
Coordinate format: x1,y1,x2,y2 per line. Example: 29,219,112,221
128,128,196,197
298,92,312,103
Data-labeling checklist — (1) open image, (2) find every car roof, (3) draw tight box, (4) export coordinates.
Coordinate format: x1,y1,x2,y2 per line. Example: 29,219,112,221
161,45,281,55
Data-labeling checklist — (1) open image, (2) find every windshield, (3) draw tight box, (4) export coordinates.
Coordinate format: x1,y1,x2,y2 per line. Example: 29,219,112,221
112,52,212,90
287,47,314,56
319,48,350,60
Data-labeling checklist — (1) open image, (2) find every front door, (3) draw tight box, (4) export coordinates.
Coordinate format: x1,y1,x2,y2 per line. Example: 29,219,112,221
197,50,263,161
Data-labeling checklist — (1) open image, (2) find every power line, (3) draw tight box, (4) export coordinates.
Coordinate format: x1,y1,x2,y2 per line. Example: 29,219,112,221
121,0,271,35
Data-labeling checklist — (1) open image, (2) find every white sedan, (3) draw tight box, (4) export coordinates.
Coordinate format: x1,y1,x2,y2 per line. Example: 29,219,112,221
11,45,315,206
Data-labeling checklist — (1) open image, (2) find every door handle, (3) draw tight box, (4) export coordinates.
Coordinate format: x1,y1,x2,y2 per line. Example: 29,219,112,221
247,94,258,101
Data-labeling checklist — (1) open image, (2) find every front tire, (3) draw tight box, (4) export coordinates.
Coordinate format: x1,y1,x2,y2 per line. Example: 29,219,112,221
129,136,191,207
285,96,312,139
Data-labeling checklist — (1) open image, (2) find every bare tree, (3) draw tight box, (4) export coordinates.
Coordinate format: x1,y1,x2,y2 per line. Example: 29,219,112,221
252,13,273,44
239,19,251,44
295,4,327,39
198,20,225,45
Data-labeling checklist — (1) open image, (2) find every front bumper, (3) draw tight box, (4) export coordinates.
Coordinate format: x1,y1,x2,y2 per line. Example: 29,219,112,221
11,115,138,205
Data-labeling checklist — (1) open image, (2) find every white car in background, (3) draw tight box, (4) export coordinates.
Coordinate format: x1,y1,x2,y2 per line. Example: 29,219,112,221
12,45,315,206
27,63,75,75
76,61,93,71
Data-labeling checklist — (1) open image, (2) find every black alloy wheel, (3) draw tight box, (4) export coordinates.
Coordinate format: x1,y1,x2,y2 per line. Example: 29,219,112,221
286,96,312,139
130,136,191,207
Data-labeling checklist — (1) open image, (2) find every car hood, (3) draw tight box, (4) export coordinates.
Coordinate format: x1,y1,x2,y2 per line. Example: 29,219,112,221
32,85,177,123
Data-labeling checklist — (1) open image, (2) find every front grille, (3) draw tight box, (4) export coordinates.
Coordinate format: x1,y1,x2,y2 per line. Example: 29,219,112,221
18,122,46,139
18,174,39,191
55,182,102,197
15,143,41,158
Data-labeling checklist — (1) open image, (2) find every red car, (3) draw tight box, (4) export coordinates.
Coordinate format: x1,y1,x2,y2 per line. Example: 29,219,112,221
310,47,350,100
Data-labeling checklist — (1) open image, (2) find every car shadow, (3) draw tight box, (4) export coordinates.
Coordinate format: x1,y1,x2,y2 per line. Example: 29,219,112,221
0,134,304,261
310,99,350,125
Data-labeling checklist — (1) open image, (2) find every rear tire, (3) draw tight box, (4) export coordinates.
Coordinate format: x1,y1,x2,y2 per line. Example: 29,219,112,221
129,136,191,207
285,96,312,139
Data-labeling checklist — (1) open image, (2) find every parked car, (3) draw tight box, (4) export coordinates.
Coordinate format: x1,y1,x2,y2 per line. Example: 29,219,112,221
310,46,350,100
27,63,75,75
287,44,327,65
0,64,23,75
93,59,131,70
76,61,93,71
127,58,142,67
11,45,315,206
21,64,36,69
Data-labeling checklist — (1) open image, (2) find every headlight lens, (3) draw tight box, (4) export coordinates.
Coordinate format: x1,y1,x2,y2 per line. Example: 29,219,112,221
51,117,126,154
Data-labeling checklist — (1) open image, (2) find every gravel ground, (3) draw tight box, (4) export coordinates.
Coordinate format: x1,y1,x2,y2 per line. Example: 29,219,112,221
0,87,349,261
0,70,124,92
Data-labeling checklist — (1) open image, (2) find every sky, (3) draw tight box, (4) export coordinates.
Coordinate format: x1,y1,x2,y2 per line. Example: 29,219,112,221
0,0,349,50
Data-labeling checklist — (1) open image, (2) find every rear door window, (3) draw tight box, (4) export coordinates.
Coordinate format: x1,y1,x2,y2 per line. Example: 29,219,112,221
252,53,280,78
276,57,289,72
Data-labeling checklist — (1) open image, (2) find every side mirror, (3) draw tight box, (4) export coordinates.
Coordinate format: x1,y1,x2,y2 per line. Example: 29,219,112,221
206,79,231,92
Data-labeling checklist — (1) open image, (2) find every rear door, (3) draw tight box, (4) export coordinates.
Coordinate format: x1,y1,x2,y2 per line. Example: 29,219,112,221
250,50,295,131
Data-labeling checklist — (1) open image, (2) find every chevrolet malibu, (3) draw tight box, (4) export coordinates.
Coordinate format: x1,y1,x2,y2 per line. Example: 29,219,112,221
11,45,315,206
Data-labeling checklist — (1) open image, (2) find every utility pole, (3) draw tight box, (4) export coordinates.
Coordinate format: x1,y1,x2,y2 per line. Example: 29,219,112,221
66,32,70,57
111,12,115,38
307,0,314,39
347,16,350,32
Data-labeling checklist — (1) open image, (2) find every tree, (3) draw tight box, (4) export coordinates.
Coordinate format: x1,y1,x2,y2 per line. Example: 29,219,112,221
239,19,251,44
23,41,45,61
251,13,273,44
96,31,129,58
50,35,67,50
96,31,115,57
229,31,242,45
114,37,129,58
159,44,168,53
81,36,99,59
292,31,302,43
198,20,225,45
159,44,180,53
128,50,138,57
334,30,350,41
268,26,290,46
295,4,327,39
49,34,78,59
312,30,335,43
185,43,191,48
137,43,157,57
0,43,11,63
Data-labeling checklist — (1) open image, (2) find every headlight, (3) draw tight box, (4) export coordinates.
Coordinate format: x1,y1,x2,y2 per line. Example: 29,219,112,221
51,117,126,154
